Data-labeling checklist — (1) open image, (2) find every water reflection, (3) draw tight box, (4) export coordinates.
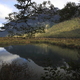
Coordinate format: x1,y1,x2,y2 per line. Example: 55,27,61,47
0,47,45,79
4,43,80,67
0,45,80,80
0,47,19,64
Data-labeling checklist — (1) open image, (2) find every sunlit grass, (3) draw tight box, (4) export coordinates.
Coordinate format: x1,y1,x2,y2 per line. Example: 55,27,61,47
35,17,80,38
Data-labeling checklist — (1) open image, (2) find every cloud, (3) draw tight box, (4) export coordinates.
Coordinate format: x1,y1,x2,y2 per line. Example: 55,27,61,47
51,0,79,9
0,0,79,22
0,24,3,27
32,0,79,9
0,4,13,19
0,4,13,26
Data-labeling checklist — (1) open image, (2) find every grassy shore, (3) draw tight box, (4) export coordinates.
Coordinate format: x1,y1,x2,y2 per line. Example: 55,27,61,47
0,37,80,49
30,38,80,49
0,37,30,47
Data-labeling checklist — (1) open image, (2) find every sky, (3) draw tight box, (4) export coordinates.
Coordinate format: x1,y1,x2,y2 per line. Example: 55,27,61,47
0,0,79,27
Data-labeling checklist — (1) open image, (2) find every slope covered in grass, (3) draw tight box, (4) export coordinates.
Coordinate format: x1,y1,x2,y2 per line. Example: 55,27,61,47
35,17,80,38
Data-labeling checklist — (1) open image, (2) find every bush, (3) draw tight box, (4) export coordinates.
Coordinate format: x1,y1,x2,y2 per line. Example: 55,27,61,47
41,62,80,80
0,62,31,80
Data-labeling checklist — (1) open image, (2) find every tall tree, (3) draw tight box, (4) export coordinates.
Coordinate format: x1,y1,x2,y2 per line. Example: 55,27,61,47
3,0,55,38
59,2,78,21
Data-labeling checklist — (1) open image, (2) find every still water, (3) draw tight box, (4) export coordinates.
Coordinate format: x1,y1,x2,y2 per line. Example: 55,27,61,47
4,43,80,67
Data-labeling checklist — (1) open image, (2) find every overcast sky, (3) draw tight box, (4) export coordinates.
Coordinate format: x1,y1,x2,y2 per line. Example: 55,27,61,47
0,0,79,27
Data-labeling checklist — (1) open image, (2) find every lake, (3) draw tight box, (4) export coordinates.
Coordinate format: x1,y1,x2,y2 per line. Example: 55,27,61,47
4,43,80,67
0,43,80,80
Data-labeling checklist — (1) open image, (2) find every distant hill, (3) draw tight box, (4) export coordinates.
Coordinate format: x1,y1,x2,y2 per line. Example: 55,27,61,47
35,17,80,38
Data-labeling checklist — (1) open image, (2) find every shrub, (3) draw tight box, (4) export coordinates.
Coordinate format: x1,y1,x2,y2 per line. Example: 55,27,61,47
0,62,31,80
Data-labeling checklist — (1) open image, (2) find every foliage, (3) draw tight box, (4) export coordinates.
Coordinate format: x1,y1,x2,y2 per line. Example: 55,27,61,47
41,62,80,80
59,2,80,21
0,62,31,80
0,58,80,80
3,0,56,38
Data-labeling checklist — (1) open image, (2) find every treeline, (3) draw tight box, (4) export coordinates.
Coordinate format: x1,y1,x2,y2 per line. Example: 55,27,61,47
59,2,80,21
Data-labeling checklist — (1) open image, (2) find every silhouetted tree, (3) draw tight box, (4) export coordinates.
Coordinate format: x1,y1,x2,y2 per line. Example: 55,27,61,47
3,0,55,38
59,2,78,21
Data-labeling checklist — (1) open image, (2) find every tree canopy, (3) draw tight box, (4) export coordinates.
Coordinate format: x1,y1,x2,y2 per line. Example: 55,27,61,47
59,2,80,21
3,0,55,38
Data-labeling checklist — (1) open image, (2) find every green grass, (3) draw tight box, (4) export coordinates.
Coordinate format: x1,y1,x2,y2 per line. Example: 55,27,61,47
35,17,80,38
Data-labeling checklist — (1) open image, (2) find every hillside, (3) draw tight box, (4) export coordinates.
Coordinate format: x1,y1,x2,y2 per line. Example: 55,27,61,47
35,17,80,38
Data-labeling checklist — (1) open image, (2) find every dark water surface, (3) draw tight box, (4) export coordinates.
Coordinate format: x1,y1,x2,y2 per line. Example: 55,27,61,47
4,43,80,67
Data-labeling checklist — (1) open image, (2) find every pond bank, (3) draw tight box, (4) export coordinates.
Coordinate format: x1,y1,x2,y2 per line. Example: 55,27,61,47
0,37,80,49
